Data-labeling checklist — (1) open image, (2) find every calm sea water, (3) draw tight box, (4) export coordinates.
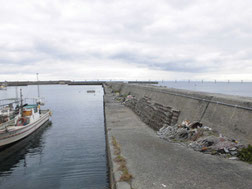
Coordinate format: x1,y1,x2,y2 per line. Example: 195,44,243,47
156,81,252,97
0,85,109,189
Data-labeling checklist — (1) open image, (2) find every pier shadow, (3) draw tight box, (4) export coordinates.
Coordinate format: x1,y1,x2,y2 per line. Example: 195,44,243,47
0,121,51,176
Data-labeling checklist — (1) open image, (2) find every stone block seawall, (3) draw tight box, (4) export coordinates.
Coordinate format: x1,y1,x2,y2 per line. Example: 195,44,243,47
124,96,180,131
107,82,252,145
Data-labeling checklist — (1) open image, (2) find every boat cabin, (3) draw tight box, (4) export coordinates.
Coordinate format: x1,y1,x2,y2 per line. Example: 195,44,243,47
16,104,40,126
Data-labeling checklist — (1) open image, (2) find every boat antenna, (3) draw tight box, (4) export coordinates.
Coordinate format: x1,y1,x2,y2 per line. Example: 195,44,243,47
36,73,40,98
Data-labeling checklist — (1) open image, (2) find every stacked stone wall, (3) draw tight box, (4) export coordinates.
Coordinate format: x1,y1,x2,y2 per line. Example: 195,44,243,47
125,96,180,130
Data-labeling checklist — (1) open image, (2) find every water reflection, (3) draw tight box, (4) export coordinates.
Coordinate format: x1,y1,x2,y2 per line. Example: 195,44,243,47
0,121,51,176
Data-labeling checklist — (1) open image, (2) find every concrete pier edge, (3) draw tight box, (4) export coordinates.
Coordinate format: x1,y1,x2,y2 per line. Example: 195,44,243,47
103,87,115,189
103,85,131,189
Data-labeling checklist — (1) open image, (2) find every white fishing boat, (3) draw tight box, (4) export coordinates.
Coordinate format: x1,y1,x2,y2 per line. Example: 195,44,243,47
0,85,7,90
0,82,7,90
0,98,20,127
0,95,51,148
0,75,52,148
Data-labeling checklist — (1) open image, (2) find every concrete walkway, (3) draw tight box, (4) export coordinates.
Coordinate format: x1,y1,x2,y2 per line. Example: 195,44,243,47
104,87,252,189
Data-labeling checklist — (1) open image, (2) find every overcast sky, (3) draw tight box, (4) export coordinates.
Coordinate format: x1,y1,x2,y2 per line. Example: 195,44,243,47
0,0,252,81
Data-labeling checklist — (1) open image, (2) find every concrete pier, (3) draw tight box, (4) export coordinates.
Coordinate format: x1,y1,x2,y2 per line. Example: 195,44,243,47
104,85,252,189
108,83,252,145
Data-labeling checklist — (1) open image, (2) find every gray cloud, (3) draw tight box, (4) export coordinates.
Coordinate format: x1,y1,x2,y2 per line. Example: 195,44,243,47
109,52,205,73
0,0,252,81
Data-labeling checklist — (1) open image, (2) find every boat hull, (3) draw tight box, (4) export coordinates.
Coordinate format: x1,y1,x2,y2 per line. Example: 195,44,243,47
0,110,51,147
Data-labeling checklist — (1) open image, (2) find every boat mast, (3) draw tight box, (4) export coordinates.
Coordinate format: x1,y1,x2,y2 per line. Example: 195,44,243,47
36,73,40,98
15,86,18,99
20,89,23,115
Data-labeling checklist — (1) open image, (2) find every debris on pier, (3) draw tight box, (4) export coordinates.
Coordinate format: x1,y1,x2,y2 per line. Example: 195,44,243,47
157,120,245,159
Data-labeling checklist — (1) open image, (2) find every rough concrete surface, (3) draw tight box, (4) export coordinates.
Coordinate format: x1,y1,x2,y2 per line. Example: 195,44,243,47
104,86,252,189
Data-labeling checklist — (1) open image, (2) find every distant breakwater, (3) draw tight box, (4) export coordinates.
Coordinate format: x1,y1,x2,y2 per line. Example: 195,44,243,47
0,81,158,86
